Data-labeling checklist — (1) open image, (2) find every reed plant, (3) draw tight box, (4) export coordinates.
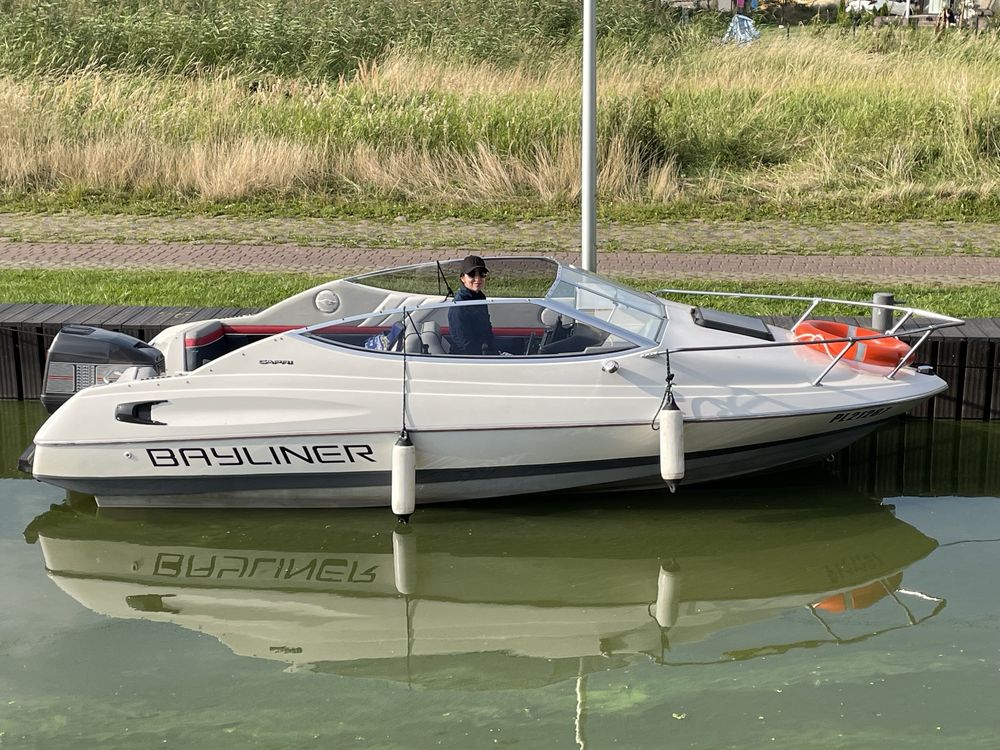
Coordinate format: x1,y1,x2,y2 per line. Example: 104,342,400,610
1,0,1000,218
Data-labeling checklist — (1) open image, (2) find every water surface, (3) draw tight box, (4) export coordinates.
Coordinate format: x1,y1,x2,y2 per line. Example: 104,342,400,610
2,403,999,748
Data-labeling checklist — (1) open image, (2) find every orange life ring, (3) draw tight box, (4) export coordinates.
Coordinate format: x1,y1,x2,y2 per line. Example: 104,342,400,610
792,320,911,368
811,573,903,613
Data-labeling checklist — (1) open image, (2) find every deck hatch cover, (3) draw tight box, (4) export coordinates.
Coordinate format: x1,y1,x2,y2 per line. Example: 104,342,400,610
691,308,775,341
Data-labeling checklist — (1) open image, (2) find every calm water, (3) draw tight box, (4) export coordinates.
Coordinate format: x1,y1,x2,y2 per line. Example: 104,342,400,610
2,401,1000,749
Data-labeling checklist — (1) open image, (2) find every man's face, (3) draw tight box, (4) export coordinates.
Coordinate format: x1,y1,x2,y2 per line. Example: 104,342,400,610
461,269,487,292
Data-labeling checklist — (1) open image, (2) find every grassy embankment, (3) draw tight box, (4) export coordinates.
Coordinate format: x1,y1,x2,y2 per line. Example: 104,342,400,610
2,0,1000,222
0,269,992,318
1,0,999,314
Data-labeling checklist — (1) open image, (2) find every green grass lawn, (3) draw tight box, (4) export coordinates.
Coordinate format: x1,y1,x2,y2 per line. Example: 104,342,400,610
0,269,992,318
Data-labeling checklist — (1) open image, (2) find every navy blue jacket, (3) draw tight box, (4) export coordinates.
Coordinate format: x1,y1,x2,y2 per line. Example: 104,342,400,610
448,287,498,355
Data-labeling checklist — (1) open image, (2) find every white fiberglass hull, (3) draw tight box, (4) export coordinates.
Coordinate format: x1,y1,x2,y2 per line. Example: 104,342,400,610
32,395,925,508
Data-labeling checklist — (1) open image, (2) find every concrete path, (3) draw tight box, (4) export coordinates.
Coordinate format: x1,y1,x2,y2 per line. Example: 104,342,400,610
2,214,999,283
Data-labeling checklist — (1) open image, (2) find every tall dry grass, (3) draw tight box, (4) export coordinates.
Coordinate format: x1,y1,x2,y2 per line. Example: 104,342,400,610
1,23,1000,210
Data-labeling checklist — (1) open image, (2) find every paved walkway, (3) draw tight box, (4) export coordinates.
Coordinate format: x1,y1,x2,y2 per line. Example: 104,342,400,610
2,214,999,283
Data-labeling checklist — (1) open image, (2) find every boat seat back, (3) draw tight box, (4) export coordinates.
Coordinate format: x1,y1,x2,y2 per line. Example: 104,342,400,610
403,323,424,353
539,325,605,355
184,320,227,371
401,320,448,354
421,321,447,354
540,308,561,327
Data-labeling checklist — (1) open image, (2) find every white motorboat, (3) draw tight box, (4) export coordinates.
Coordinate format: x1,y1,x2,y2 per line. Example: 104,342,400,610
20,256,962,509
25,490,941,679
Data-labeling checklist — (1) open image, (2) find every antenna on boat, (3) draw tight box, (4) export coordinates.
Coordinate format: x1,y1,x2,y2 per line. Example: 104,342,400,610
392,308,417,522
436,261,455,299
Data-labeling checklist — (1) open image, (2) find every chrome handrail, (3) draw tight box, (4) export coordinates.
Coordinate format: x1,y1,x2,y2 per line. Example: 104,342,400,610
646,289,965,385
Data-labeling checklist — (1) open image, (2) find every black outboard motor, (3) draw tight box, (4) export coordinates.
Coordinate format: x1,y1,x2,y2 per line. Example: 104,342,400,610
40,325,164,413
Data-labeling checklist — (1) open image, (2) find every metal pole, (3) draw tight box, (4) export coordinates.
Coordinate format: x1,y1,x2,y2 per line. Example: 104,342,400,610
581,0,597,272
872,292,894,332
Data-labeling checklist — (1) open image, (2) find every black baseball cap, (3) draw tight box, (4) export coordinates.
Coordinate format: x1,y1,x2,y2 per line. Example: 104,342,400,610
459,255,489,276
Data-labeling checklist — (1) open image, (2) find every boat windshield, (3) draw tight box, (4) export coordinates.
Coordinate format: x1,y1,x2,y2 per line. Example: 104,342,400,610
348,256,666,341
346,257,665,341
547,266,665,342
347,257,559,299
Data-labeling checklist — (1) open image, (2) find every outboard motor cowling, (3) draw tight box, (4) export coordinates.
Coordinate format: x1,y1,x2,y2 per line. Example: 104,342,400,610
41,325,164,413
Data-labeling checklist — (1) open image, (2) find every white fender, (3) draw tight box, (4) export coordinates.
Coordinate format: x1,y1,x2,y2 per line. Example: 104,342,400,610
392,529,417,595
654,565,680,629
659,399,685,484
391,432,416,520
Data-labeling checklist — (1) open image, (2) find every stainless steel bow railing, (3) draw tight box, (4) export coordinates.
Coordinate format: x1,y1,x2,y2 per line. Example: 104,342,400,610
645,290,965,386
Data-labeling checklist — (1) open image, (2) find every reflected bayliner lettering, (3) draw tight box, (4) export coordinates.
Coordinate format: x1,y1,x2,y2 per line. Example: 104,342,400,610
146,444,376,467
153,552,379,583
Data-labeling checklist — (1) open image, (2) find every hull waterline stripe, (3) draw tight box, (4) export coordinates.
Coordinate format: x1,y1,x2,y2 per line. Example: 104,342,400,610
35,419,889,498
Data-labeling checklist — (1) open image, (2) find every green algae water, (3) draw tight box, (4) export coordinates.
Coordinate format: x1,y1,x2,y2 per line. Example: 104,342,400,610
2,402,999,749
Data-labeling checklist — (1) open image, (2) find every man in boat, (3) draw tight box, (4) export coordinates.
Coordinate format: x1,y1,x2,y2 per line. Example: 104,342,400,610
448,255,499,356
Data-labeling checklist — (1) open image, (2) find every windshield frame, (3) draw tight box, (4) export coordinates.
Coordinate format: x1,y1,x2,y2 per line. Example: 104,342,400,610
329,257,667,346
546,265,666,343
297,296,659,351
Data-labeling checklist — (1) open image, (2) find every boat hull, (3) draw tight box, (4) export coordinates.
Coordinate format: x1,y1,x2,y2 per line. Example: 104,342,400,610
33,407,903,508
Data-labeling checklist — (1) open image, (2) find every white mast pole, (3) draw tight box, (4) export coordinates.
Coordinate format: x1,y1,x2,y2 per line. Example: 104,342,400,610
581,0,597,272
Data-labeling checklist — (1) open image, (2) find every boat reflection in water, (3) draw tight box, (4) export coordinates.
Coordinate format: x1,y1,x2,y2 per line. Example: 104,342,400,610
24,481,944,687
